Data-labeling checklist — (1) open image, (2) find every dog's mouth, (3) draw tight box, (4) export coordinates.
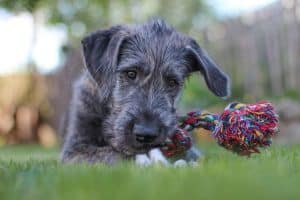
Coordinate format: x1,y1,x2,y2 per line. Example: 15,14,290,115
108,128,163,155
121,130,167,154
134,143,164,150
129,144,165,155
125,133,165,152
109,110,175,155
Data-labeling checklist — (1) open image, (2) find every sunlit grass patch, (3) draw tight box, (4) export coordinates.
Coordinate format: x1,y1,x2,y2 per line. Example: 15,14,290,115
0,144,299,200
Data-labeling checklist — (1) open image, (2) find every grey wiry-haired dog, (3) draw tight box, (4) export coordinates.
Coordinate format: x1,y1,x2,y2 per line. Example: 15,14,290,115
61,19,230,165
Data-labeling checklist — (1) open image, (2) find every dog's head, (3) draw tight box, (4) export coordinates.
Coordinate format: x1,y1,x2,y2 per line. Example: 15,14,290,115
81,19,230,155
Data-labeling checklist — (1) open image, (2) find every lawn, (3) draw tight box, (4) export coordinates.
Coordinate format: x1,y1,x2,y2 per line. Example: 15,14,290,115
0,144,300,200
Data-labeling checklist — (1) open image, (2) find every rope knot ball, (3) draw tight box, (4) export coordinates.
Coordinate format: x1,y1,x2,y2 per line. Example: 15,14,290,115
161,101,279,157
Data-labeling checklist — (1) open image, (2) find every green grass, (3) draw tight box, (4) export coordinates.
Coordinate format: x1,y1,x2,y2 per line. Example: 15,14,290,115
0,144,300,200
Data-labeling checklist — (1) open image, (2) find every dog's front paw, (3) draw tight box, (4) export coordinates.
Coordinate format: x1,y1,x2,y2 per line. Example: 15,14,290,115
149,148,169,166
135,154,152,167
173,159,188,167
135,148,169,167
185,147,202,162
173,160,200,168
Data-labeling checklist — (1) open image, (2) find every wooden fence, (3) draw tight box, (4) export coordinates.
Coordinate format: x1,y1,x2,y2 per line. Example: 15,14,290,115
199,0,300,98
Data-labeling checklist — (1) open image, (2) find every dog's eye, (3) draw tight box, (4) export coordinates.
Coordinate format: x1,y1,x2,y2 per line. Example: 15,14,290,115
167,78,178,87
126,71,137,80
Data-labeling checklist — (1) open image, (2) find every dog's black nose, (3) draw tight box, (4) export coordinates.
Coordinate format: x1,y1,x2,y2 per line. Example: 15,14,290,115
133,123,159,143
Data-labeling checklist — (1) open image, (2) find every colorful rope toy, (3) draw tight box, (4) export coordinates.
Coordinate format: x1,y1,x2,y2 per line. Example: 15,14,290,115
160,101,279,157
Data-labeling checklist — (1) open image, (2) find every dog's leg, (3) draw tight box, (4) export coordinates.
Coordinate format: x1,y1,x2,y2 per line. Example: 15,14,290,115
185,146,202,161
149,148,170,166
173,159,188,167
135,154,151,167
135,148,169,167
135,147,202,167
61,145,124,165
172,147,202,167
184,146,202,167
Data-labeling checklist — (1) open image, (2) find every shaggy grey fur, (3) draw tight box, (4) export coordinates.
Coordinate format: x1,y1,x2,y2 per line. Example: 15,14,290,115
60,19,230,165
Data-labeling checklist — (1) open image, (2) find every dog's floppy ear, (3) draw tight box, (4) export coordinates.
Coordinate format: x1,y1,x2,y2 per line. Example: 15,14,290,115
81,26,128,92
185,39,230,98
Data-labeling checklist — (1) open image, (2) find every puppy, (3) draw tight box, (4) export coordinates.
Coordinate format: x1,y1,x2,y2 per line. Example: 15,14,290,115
61,19,230,165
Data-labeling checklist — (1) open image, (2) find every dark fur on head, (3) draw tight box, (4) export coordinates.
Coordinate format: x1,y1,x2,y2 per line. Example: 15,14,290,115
61,19,230,164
